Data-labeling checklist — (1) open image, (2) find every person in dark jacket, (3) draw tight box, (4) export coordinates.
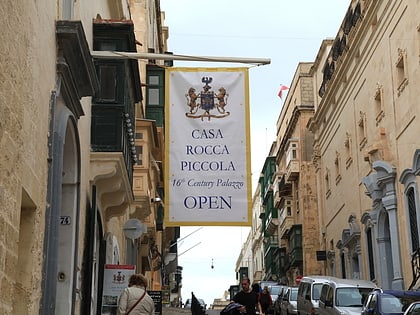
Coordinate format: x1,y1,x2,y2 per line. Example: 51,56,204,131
252,283,261,294
191,292,205,315
232,277,262,315
258,286,273,315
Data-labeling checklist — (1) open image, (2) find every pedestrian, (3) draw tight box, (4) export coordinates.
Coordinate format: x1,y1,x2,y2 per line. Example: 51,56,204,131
258,286,273,315
252,283,261,294
231,277,262,315
117,273,155,315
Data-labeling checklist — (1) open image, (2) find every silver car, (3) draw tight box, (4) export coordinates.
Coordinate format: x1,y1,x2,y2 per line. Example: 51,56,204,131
319,277,377,315
281,287,298,315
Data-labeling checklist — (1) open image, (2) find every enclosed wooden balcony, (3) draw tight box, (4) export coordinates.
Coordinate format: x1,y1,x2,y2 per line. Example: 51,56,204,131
286,159,300,181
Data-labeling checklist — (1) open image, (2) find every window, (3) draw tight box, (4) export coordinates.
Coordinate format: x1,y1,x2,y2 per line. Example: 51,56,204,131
344,132,353,168
146,73,164,106
374,84,385,125
135,145,143,166
290,226,302,250
95,63,124,104
400,154,420,254
325,168,331,198
148,88,160,105
335,151,342,184
149,75,159,85
358,111,367,149
366,227,375,281
286,142,298,165
147,76,161,105
395,48,408,96
287,201,292,216
408,187,419,252
340,251,346,278
61,0,73,19
99,66,117,101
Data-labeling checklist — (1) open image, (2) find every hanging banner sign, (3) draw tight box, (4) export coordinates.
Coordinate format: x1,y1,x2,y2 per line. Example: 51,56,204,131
164,67,252,226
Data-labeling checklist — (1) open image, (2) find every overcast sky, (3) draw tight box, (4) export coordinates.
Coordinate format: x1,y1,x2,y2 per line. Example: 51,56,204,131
159,0,350,306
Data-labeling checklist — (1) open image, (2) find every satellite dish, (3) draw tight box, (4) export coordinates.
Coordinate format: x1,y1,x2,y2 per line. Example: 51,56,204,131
123,219,146,240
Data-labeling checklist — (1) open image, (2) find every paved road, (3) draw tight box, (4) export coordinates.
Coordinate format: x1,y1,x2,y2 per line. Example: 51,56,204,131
163,307,220,315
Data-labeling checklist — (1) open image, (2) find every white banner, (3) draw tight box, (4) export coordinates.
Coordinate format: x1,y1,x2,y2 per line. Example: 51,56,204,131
164,67,252,226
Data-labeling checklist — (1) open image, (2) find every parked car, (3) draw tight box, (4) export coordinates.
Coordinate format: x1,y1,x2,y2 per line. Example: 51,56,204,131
361,289,420,315
271,285,288,304
318,277,377,315
273,286,287,315
403,302,420,315
280,287,299,315
260,281,282,289
272,285,288,315
297,276,335,315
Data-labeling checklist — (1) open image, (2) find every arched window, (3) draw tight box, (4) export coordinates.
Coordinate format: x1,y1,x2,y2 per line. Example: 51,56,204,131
366,227,375,280
400,150,420,254
407,187,419,252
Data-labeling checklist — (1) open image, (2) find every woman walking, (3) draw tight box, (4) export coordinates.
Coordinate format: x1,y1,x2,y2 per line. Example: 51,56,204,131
118,273,155,315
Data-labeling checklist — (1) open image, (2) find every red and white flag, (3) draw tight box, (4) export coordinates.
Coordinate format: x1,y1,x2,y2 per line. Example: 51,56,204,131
278,84,289,99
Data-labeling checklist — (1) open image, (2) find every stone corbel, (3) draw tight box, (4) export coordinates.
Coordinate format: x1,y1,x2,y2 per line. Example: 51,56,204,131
105,203,129,221
129,197,151,221
90,152,133,221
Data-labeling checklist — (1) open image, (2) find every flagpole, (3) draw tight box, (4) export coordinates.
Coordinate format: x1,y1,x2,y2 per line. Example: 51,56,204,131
91,50,271,66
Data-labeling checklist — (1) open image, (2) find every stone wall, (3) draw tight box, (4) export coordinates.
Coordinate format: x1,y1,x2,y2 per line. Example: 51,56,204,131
0,0,55,313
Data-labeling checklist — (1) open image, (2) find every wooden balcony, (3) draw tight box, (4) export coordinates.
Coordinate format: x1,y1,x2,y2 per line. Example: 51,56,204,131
286,160,300,181
279,216,294,239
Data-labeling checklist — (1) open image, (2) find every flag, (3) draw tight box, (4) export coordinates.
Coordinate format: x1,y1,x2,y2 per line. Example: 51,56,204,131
278,84,289,99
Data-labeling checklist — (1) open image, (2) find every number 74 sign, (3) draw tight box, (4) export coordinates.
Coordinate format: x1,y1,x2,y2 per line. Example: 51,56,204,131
60,216,71,225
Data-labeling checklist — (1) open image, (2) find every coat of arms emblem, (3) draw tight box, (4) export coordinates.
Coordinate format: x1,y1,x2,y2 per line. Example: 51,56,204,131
185,77,229,120
112,271,125,284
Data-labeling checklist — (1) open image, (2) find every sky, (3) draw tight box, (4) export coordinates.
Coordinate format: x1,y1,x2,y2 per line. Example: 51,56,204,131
159,0,350,307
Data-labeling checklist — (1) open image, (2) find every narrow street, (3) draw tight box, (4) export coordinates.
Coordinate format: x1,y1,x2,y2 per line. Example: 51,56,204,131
163,307,220,315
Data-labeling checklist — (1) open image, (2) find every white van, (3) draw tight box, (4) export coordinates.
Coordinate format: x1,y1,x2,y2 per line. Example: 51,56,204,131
297,276,334,315
318,278,377,315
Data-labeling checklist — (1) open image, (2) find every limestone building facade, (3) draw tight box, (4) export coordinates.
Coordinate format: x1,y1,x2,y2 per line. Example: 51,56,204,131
235,186,264,285
273,62,324,283
309,0,420,289
247,0,420,289
0,0,177,314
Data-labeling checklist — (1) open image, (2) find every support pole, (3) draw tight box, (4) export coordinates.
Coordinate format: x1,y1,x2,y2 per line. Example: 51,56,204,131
91,51,271,66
